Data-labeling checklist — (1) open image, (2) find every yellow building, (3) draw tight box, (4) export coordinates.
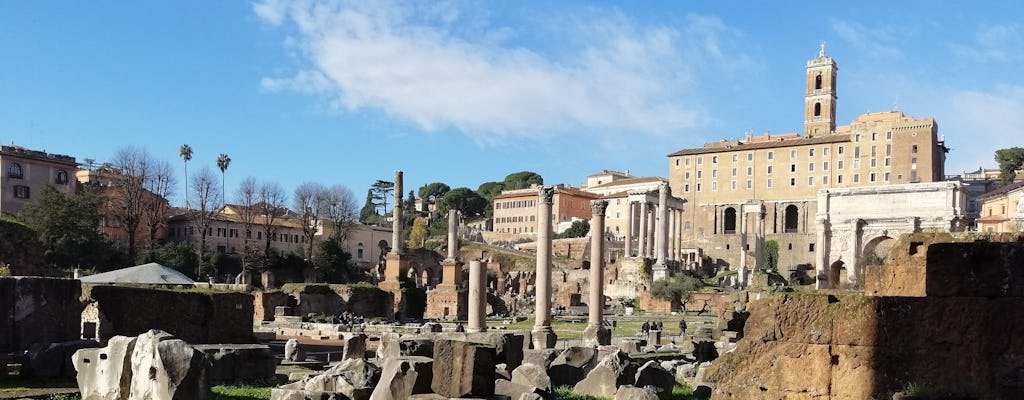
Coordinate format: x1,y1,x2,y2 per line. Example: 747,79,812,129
666,47,949,273
977,182,1024,233
492,184,601,235
0,145,77,215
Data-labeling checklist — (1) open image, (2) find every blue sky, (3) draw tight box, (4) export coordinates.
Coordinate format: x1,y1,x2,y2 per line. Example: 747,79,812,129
2,1,1022,206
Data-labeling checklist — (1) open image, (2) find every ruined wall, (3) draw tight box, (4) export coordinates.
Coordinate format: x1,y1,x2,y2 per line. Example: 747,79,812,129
84,285,254,344
252,291,290,322
705,293,1024,400
280,284,392,318
0,277,81,352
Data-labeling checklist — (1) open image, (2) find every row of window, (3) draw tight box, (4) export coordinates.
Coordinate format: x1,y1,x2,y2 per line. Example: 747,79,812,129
169,226,306,243
674,142,919,166
5,163,70,184
682,171,919,193
495,199,536,209
685,158,902,181
495,215,536,224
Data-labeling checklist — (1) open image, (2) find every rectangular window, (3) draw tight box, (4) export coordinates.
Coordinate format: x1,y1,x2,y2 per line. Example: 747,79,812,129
823,176,829,185
912,145,918,153
838,160,844,169
854,147,861,157
853,174,860,183
809,149,815,157
684,184,690,192
696,183,702,192
790,150,797,159
790,164,796,172
712,182,718,191
912,157,917,164
747,153,753,161
732,154,738,162
823,161,829,171
886,144,892,156
731,180,737,190
790,178,796,186
809,243,815,252
885,158,891,166
871,145,877,156
767,166,773,174
838,146,844,154
697,171,703,179
712,156,719,163
731,168,737,176
838,175,844,184
697,156,703,165
884,172,890,181
887,131,892,140
871,158,877,167
746,167,753,176
767,179,773,188
712,170,718,178
870,172,877,182
911,171,918,182
13,185,30,199
808,162,815,172
808,176,814,186
767,151,774,160
853,159,860,169
684,172,690,179
746,180,752,189
685,157,690,165
823,147,830,156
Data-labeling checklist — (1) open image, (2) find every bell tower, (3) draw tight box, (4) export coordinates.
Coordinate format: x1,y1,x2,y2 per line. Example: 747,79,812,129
804,43,837,137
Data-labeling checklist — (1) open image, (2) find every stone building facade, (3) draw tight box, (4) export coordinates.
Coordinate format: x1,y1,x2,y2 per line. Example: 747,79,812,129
0,145,77,216
491,184,601,235
977,181,1024,233
666,47,949,276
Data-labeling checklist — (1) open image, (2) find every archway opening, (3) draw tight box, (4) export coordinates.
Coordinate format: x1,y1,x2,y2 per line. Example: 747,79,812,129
862,236,896,265
814,102,822,117
724,207,737,234
784,205,799,233
815,74,823,90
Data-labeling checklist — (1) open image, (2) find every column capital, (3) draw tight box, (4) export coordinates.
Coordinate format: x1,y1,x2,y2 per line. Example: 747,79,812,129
590,199,609,216
538,186,555,204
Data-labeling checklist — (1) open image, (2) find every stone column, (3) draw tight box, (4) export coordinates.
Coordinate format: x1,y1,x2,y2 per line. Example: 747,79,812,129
624,202,634,257
815,218,830,289
637,201,649,258
653,184,670,281
533,186,557,349
468,260,487,333
391,170,404,255
738,209,748,288
755,205,766,270
669,208,677,261
584,200,611,346
446,210,459,261
848,219,863,288
647,203,657,257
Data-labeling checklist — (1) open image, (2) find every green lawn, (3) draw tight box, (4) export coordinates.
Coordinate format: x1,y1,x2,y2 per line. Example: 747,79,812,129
499,313,712,340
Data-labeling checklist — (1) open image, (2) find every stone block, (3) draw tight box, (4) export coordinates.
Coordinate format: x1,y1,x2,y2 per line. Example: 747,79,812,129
377,335,434,359
2,277,81,353
614,385,659,400
634,361,674,400
342,334,368,360
510,363,551,392
521,349,559,369
431,339,497,398
369,356,433,400
573,352,627,398
302,358,381,400
193,344,276,384
466,331,526,371
284,339,306,362
547,346,596,388
73,335,138,400
128,330,210,400
22,340,101,378
581,325,611,347
495,379,550,400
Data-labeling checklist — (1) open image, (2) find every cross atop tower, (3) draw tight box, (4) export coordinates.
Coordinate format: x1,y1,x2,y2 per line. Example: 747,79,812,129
819,41,826,57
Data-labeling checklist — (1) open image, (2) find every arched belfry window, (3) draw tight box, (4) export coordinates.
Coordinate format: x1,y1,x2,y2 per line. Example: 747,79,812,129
815,74,823,90
724,207,737,234
814,102,822,117
8,163,23,179
785,205,799,233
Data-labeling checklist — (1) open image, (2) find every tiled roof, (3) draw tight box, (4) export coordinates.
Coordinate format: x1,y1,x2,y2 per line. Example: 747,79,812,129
589,176,665,189
978,180,1024,200
667,134,851,157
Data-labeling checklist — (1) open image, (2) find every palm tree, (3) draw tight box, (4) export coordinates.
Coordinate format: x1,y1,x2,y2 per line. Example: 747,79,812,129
179,144,193,207
216,153,231,206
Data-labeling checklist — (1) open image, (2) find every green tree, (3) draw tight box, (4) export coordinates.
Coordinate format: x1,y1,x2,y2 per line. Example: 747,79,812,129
765,240,780,272
555,219,590,239
216,153,231,205
437,187,487,218
417,182,451,209
407,217,428,249
476,181,505,218
650,274,703,308
503,171,543,190
995,147,1024,185
179,144,193,206
18,186,125,271
152,242,200,279
359,189,381,225
313,239,359,283
370,180,395,215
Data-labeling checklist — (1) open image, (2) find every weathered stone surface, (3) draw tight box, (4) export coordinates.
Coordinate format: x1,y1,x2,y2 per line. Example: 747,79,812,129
302,358,381,400
510,363,551,392
253,291,290,322
521,349,558,369
634,361,674,400
466,331,527,371
547,346,596,388
431,339,497,398
284,339,305,362
369,356,433,400
614,385,659,400
22,340,100,378
422,322,443,333
692,341,718,363
573,352,626,398
129,330,210,400
495,379,550,400
342,334,368,360
377,335,434,359
1,277,82,353
84,285,253,344
193,344,276,384
73,335,137,400
615,338,642,353
581,325,611,347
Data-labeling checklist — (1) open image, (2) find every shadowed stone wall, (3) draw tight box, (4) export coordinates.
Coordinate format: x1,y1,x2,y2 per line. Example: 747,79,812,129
0,277,81,352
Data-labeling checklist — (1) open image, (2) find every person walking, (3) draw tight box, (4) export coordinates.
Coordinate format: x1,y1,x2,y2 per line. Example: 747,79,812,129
678,318,688,336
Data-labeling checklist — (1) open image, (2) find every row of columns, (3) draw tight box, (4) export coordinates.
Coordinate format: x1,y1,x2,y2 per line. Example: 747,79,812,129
623,191,685,262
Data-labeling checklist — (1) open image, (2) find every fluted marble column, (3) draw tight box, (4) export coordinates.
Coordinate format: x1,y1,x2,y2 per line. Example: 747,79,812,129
638,201,649,258
583,200,611,346
532,186,557,348
468,259,487,332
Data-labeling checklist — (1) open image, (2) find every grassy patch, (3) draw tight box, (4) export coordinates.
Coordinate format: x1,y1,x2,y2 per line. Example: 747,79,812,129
502,314,707,340
211,386,272,400
553,385,608,400
0,376,78,392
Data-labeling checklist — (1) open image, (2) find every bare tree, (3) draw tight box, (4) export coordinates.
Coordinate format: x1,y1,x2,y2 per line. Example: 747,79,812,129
142,159,175,260
111,146,151,262
294,182,327,259
189,167,221,279
234,176,259,270
321,184,358,243
257,181,288,256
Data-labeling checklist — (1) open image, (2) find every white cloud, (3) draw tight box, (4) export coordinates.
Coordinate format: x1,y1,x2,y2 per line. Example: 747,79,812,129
950,24,1022,63
254,1,750,142
830,18,902,58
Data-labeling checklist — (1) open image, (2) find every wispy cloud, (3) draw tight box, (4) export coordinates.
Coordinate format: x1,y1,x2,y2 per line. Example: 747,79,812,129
927,85,1024,171
950,24,1022,63
830,18,902,58
254,0,751,143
